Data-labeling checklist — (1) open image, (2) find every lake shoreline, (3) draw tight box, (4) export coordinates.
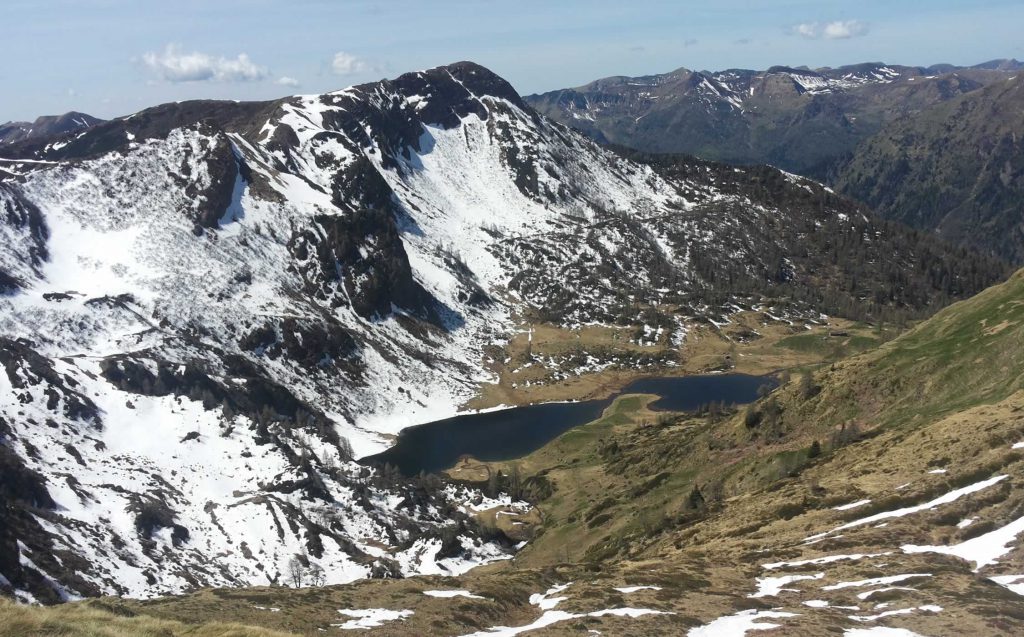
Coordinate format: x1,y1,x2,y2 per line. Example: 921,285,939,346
362,372,776,475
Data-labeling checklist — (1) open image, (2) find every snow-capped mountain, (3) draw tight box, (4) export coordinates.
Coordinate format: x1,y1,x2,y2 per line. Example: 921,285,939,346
0,62,1003,603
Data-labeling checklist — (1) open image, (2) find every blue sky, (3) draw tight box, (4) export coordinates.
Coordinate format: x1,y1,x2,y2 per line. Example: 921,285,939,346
4,0,1023,122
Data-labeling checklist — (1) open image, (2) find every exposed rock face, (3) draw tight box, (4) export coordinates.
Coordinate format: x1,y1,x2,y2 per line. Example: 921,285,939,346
182,130,241,230
0,61,1006,603
289,209,437,321
0,184,49,291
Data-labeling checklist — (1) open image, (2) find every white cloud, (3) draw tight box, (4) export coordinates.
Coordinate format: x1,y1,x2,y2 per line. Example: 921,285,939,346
823,20,869,39
792,20,869,40
142,44,268,83
793,23,820,38
276,76,300,87
331,51,369,75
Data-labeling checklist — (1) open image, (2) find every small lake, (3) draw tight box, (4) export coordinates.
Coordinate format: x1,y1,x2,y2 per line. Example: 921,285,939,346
362,373,775,476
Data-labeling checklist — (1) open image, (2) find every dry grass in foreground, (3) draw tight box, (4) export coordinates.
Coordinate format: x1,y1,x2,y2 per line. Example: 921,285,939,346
0,598,298,637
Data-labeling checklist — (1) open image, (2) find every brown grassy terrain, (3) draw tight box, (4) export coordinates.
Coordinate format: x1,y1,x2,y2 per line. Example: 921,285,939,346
468,311,888,409
0,597,299,637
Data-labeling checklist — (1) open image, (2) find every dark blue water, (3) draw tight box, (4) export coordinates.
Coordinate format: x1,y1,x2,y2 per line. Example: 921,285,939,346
362,373,775,475
621,374,772,411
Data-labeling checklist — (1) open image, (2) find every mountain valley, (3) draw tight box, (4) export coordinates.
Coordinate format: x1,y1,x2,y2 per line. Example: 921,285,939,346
15,264,1024,635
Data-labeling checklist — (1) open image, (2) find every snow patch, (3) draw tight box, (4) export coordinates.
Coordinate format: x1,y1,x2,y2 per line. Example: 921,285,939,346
823,574,931,591
687,609,798,637
334,608,414,630
834,499,872,511
750,572,824,598
805,475,1007,542
424,589,486,599
902,512,1024,571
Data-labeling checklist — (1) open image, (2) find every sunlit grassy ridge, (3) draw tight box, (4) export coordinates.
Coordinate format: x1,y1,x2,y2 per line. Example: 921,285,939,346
805,267,1024,430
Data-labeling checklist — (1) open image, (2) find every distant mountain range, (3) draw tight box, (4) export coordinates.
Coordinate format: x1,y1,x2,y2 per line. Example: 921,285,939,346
527,59,1024,261
0,112,103,146
527,59,1020,179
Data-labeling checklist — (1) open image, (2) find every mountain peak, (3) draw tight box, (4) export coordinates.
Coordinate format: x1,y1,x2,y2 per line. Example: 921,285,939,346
4,63,529,163
387,61,526,110
972,57,1023,71
766,65,821,76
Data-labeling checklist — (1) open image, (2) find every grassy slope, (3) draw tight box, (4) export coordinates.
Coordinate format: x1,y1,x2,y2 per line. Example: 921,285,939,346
459,265,1024,633
10,271,1024,635
804,265,1024,429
